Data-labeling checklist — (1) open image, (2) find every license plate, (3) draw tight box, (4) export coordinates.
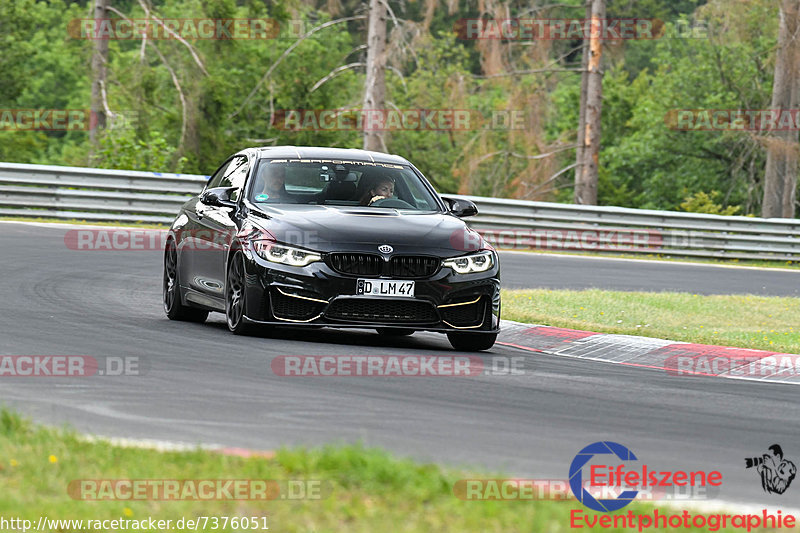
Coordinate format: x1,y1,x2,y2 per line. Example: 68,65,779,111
356,279,415,298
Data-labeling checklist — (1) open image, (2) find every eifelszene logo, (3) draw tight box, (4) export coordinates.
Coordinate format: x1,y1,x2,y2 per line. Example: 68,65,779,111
569,442,639,512
569,441,722,513
745,444,797,495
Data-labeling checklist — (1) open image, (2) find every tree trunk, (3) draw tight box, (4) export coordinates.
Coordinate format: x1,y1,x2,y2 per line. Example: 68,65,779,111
762,0,800,218
363,0,387,152
90,0,109,154
574,0,605,205
574,0,592,191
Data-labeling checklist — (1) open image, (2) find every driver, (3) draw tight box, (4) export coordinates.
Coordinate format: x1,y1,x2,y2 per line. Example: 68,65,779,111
255,164,295,203
359,177,395,206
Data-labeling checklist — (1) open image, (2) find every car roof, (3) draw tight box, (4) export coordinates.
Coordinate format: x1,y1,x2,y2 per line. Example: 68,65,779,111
245,146,411,166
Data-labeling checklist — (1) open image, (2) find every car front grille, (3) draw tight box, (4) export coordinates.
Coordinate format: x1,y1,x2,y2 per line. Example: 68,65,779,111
440,297,486,328
327,253,439,279
389,256,439,278
326,298,438,323
327,253,383,276
270,289,326,321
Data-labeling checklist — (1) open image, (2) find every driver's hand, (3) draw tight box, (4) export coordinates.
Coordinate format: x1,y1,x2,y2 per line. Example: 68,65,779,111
369,195,387,205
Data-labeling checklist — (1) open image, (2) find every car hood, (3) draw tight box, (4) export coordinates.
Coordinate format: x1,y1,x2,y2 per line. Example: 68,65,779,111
248,204,483,256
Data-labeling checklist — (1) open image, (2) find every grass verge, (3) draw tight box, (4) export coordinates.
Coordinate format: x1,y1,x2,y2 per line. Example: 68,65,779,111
502,288,800,353
0,410,770,532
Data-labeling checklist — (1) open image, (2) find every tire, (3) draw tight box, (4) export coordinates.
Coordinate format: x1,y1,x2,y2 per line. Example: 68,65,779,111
225,250,256,335
163,240,208,323
447,332,497,351
376,328,414,337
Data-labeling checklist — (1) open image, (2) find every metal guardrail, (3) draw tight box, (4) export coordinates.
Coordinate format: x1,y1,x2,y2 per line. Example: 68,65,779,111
1,161,799,260
457,195,800,261
0,162,207,224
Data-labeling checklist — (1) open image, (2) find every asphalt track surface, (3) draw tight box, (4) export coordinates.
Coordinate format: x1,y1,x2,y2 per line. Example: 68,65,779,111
500,251,800,296
2,221,800,509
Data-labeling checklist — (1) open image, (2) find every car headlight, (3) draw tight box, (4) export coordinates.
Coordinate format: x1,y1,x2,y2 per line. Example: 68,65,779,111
442,251,494,274
252,241,321,267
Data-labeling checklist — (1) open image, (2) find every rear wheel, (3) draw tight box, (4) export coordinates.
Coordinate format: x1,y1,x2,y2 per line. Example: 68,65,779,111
225,251,256,335
376,328,414,337
163,240,208,323
447,332,497,351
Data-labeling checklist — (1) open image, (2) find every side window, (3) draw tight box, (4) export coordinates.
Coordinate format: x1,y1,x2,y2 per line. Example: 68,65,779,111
219,156,249,200
206,159,234,190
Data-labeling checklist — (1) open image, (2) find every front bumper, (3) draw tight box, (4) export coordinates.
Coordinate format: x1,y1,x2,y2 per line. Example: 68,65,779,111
240,250,501,333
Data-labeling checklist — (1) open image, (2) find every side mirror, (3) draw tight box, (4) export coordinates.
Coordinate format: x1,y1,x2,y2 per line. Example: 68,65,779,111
441,196,478,218
200,186,238,208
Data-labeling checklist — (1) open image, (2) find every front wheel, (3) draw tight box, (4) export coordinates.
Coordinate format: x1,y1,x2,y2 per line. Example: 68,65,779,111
447,332,497,351
163,240,208,323
225,251,255,335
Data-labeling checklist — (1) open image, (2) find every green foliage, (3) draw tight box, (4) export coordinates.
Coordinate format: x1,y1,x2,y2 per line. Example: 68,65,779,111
389,31,473,192
95,128,187,172
0,0,88,164
0,410,31,437
593,6,776,213
0,0,788,215
679,191,740,215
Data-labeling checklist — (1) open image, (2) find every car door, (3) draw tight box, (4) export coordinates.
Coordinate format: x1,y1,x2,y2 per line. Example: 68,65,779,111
178,158,231,297
191,155,249,298
179,155,247,298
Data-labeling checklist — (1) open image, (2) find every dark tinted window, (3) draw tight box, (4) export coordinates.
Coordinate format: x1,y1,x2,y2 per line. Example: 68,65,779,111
206,159,233,189
207,156,248,200
249,159,440,211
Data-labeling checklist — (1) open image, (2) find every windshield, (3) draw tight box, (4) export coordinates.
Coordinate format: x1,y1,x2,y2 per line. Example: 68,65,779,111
248,159,441,211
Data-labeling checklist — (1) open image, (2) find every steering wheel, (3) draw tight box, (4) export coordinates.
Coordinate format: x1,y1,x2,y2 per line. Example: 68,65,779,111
370,197,415,209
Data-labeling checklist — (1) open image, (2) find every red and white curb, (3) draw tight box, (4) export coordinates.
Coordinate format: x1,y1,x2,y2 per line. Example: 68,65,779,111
81,435,275,458
498,320,800,385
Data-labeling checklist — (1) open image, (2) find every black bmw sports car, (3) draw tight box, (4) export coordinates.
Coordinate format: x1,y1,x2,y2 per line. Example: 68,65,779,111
163,146,500,350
